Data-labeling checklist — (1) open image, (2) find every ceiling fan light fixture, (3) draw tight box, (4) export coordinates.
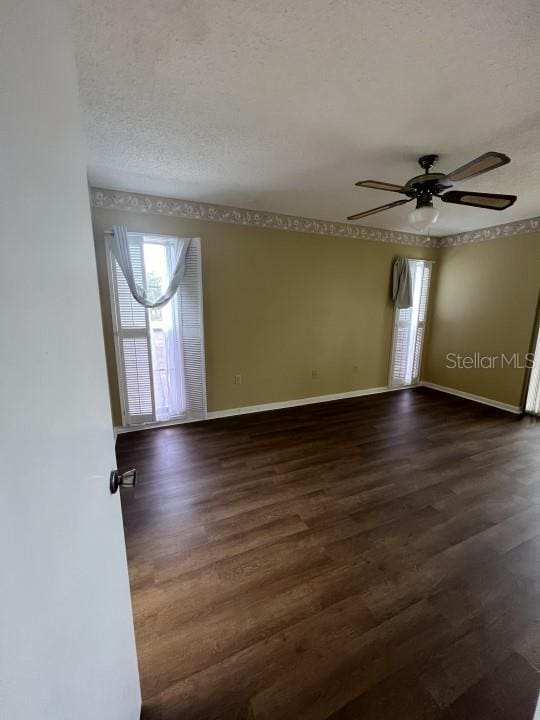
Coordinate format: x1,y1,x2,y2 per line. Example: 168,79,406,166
408,203,440,231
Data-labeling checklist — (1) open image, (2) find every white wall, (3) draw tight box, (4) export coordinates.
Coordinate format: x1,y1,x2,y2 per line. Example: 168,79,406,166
0,2,140,717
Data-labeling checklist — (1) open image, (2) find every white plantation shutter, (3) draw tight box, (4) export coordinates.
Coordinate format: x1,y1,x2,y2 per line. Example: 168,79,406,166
411,325,425,382
411,262,432,383
389,260,432,387
390,306,414,386
108,235,155,426
178,238,207,420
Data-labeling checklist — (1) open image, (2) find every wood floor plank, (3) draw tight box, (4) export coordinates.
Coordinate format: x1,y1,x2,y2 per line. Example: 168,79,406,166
117,387,540,719
419,580,539,708
444,652,540,720
154,514,310,582
139,562,378,697
249,600,451,720
324,667,442,720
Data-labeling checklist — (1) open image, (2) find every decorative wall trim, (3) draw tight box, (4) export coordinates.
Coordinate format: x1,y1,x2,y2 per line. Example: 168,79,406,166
91,187,540,249
435,216,540,247
421,381,522,414
91,188,430,247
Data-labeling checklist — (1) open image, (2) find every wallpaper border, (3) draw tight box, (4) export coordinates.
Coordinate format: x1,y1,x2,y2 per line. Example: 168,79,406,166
435,216,540,247
90,188,430,247
90,188,539,248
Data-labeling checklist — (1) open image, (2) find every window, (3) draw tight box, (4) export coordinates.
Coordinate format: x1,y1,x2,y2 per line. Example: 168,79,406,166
107,233,206,427
525,326,540,415
389,259,432,387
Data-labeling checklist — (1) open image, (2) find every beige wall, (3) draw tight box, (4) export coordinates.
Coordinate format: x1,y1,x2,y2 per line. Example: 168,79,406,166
423,232,540,407
92,207,438,425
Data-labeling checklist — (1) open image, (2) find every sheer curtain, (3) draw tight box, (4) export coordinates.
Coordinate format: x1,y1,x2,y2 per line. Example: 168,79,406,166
109,225,190,308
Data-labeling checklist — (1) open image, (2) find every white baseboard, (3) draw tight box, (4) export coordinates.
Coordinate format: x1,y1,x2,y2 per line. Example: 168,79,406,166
114,381,522,436
115,384,413,434
115,414,194,436
206,384,413,420
420,381,522,414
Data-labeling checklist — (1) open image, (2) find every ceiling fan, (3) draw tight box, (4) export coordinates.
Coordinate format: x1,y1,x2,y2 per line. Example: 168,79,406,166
347,152,517,230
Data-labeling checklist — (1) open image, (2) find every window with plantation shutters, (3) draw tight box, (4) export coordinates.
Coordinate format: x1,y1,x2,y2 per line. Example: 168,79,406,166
525,327,540,416
107,233,206,427
389,260,432,387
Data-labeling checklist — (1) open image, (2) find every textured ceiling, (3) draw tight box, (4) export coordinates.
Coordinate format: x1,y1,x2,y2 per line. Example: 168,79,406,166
70,0,540,237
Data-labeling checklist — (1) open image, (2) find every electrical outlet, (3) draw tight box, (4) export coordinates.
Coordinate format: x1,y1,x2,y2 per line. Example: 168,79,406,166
353,365,359,374
311,369,318,380
234,374,242,385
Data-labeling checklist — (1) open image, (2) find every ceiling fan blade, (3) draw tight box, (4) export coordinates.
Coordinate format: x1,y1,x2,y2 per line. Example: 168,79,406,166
355,180,410,194
441,152,510,183
347,197,413,221
441,190,516,210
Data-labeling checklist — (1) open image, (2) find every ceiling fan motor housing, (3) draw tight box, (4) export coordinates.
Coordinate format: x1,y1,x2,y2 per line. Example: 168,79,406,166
406,156,453,204
406,174,453,205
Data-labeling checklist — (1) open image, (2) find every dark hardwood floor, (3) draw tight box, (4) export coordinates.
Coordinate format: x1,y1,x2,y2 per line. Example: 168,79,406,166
117,387,540,720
